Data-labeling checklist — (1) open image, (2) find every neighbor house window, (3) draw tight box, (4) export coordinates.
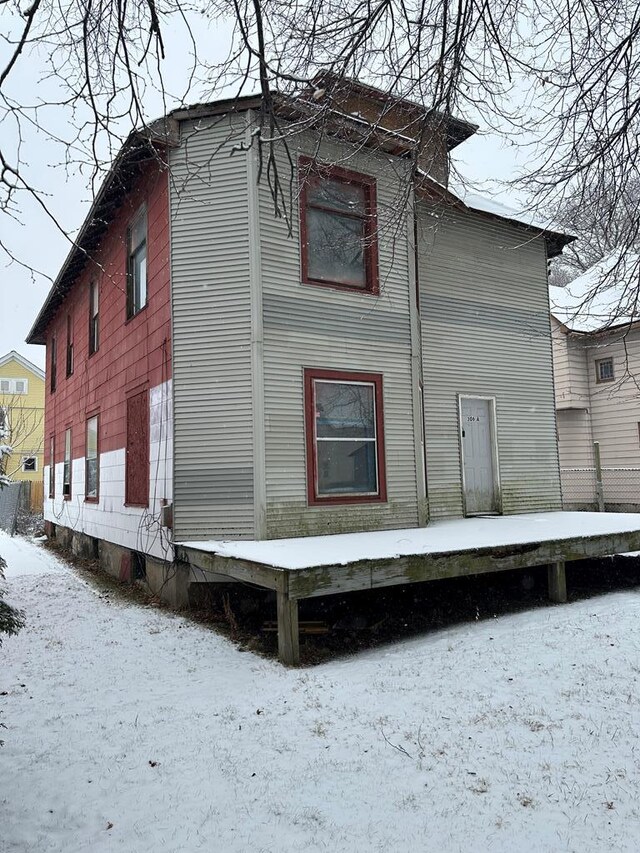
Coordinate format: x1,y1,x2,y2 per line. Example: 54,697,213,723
49,435,55,499
596,357,614,383
304,368,386,505
66,314,74,377
63,427,72,498
299,158,378,294
89,280,99,354
21,456,37,472
50,335,57,393
125,390,149,506
127,207,148,319
85,415,99,501
0,378,28,394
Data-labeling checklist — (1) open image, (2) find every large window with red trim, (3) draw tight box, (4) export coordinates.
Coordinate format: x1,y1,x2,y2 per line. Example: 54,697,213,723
299,158,378,293
304,369,386,505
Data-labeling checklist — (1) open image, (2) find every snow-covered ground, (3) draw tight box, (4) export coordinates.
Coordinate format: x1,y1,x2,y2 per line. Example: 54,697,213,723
2,532,640,852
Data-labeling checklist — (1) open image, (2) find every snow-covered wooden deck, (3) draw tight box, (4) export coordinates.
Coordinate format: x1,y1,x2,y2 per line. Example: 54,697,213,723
177,512,640,664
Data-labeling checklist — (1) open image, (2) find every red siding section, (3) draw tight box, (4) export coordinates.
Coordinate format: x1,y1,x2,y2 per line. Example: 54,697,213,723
44,160,171,468
125,390,150,506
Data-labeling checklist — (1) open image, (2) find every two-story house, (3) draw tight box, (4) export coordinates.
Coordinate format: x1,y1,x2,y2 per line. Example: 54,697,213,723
27,77,572,597
551,251,640,510
0,351,45,506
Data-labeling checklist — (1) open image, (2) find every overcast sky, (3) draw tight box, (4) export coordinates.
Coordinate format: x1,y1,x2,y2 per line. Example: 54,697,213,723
0,15,528,371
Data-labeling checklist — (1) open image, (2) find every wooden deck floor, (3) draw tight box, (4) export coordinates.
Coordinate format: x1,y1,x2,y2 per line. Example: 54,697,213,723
177,512,640,664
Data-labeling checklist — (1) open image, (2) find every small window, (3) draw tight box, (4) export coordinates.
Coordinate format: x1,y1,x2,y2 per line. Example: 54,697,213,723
21,456,37,473
63,427,72,498
66,315,74,377
125,390,149,506
49,435,55,499
304,369,386,505
299,159,378,294
50,335,57,393
89,281,100,354
127,207,148,319
596,357,614,383
85,415,99,501
0,378,28,394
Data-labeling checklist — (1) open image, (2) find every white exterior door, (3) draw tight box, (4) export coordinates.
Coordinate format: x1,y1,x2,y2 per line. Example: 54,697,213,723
460,397,499,515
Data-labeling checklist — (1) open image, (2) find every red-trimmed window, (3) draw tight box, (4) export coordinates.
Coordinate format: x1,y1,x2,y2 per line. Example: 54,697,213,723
85,415,99,502
63,427,72,499
299,158,378,293
304,369,386,505
125,390,149,507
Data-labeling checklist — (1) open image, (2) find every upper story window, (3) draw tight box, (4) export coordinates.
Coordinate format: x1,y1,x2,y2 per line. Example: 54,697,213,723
596,357,614,383
66,314,74,377
299,158,378,294
89,281,99,355
127,206,148,319
304,368,386,505
0,378,28,395
50,335,57,393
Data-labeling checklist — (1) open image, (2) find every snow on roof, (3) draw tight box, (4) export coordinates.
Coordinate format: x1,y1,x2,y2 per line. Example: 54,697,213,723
179,511,640,571
448,182,570,236
550,250,640,333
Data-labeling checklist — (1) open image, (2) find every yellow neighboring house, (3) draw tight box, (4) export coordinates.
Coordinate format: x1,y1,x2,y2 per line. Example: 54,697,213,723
0,350,45,485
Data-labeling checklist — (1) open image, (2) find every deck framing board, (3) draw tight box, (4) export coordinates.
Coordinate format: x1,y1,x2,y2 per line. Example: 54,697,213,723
180,529,640,599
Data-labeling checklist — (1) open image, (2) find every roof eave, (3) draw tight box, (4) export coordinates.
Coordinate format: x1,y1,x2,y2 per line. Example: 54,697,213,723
26,121,179,346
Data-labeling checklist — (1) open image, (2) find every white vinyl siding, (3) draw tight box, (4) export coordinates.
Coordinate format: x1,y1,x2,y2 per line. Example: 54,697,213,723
258,133,420,538
169,114,255,540
583,330,640,467
417,203,562,518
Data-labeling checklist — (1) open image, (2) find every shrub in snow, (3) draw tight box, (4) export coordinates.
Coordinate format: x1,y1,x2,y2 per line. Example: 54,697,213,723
0,553,24,644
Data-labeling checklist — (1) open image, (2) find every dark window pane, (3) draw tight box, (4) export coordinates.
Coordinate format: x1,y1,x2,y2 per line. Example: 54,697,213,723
306,208,366,286
308,178,366,214
131,212,146,250
317,440,377,495
86,458,98,498
315,381,375,438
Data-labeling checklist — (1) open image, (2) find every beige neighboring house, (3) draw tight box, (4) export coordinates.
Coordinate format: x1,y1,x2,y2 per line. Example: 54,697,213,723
0,350,45,488
550,252,640,510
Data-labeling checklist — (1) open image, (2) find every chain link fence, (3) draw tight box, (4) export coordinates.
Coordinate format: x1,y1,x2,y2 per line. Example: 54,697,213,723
561,467,640,512
0,482,25,535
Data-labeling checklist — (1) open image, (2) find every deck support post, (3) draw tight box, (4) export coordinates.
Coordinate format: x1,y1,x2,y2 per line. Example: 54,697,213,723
277,591,300,666
547,561,567,603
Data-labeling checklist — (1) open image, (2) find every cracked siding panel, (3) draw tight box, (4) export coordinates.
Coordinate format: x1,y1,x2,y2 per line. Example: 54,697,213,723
259,135,420,538
418,203,562,518
169,115,255,539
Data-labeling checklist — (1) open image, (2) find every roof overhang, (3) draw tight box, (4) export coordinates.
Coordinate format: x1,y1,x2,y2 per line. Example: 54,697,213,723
416,175,575,259
26,118,180,345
